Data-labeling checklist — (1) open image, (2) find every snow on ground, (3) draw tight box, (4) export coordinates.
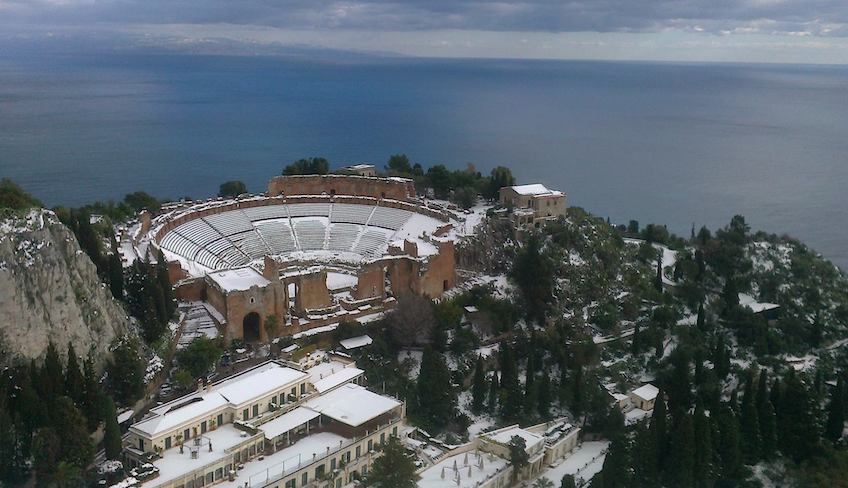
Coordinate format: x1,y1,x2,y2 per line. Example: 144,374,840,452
446,273,513,300
538,441,609,487
454,203,492,237
623,237,679,285
398,349,423,378
326,272,358,290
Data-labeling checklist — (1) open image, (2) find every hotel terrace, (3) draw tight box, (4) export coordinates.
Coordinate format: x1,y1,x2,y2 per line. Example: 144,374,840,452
122,357,405,488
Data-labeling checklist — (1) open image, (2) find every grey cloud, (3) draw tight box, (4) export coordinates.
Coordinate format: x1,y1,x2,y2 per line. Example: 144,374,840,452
2,0,848,36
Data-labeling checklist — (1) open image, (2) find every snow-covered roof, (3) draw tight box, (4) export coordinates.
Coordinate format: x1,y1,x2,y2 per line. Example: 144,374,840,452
630,383,660,402
131,362,306,438
508,184,563,197
418,450,510,488
312,367,364,393
339,335,373,350
258,407,321,440
484,426,545,453
207,267,270,292
117,410,135,424
303,384,401,427
346,164,375,170
738,293,780,313
464,306,479,313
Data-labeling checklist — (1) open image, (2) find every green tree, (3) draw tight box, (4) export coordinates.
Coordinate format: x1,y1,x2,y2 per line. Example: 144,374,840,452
779,373,821,463
561,474,577,488
511,234,554,324
537,373,552,420
385,154,412,174
632,422,658,486
693,404,714,486
218,180,248,198
717,406,741,479
825,375,845,444
487,371,499,414
52,397,94,469
649,389,668,468
40,341,64,400
0,178,43,210
123,191,160,213
103,396,123,460
177,337,224,379
415,348,455,432
600,434,630,488
666,413,695,487
484,166,515,200
508,435,529,482
283,157,330,175
82,355,103,432
32,427,61,484
64,342,85,404
108,244,124,300
0,407,27,482
533,478,555,488
471,356,487,415
425,164,453,199
366,436,418,487
739,369,761,463
106,338,145,406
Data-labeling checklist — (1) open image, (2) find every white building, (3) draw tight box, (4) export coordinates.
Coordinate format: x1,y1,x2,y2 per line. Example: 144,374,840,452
498,184,567,229
628,384,660,411
122,360,404,488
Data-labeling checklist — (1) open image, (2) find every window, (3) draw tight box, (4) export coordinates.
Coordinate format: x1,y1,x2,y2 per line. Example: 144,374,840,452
201,421,207,434
291,387,296,398
285,481,296,488
184,429,190,441
300,383,306,395
367,440,373,451
356,446,361,458
316,465,325,478
380,433,385,445
138,439,144,451
250,297,255,304
218,414,224,426
393,426,397,436
302,473,308,486
253,405,259,417
330,458,336,470
243,408,249,420
165,437,171,449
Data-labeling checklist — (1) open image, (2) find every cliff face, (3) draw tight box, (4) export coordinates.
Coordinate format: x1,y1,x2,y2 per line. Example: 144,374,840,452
0,209,132,365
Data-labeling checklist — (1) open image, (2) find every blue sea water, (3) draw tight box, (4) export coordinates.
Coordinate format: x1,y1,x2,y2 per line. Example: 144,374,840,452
0,53,846,269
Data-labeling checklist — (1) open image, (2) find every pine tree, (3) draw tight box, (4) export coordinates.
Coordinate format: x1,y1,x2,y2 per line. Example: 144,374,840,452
666,413,695,487
739,369,761,463
103,396,122,460
488,371,499,414
471,356,487,415
693,404,713,486
825,375,845,444
538,373,552,419
64,342,85,404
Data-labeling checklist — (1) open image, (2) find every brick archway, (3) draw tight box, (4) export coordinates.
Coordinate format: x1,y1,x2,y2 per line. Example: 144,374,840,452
242,312,261,343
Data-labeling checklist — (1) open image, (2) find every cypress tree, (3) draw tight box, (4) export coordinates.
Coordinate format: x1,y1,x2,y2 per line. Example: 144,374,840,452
64,343,85,404
471,356,487,415
667,413,695,488
655,249,664,293
693,404,713,486
631,322,640,355
52,397,94,469
416,347,455,432
500,373,524,422
631,422,658,486
487,371,499,415
739,369,761,463
108,234,124,300
717,406,741,479
759,396,777,460
825,375,845,444
537,373,552,419
649,389,668,472
600,434,630,488
41,341,64,401
103,396,122,460
82,356,103,432
696,301,705,331
779,373,820,463
156,249,176,319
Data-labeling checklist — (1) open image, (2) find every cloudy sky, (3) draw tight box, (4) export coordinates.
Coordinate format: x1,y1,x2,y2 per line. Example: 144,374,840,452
1,0,848,63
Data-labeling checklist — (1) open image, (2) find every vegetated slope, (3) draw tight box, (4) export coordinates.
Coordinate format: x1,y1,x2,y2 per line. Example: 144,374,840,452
0,209,133,365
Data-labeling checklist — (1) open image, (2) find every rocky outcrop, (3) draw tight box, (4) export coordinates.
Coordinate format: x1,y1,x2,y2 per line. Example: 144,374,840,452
0,209,133,365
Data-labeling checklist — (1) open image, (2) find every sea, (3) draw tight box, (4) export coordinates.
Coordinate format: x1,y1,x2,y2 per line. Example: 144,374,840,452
0,53,846,269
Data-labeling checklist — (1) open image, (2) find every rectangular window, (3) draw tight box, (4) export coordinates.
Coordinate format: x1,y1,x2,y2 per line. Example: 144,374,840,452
285,481,296,488
184,429,190,441
300,383,306,395
356,446,361,458
367,440,372,451
393,426,397,436
380,433,385,445
301,473,308,486
217,414,223,426
243,408,249,420
138,439,144,451
253,405,259,417
201,421,207,434
316,465,325,478
165,437,171,449
330,458,336,470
